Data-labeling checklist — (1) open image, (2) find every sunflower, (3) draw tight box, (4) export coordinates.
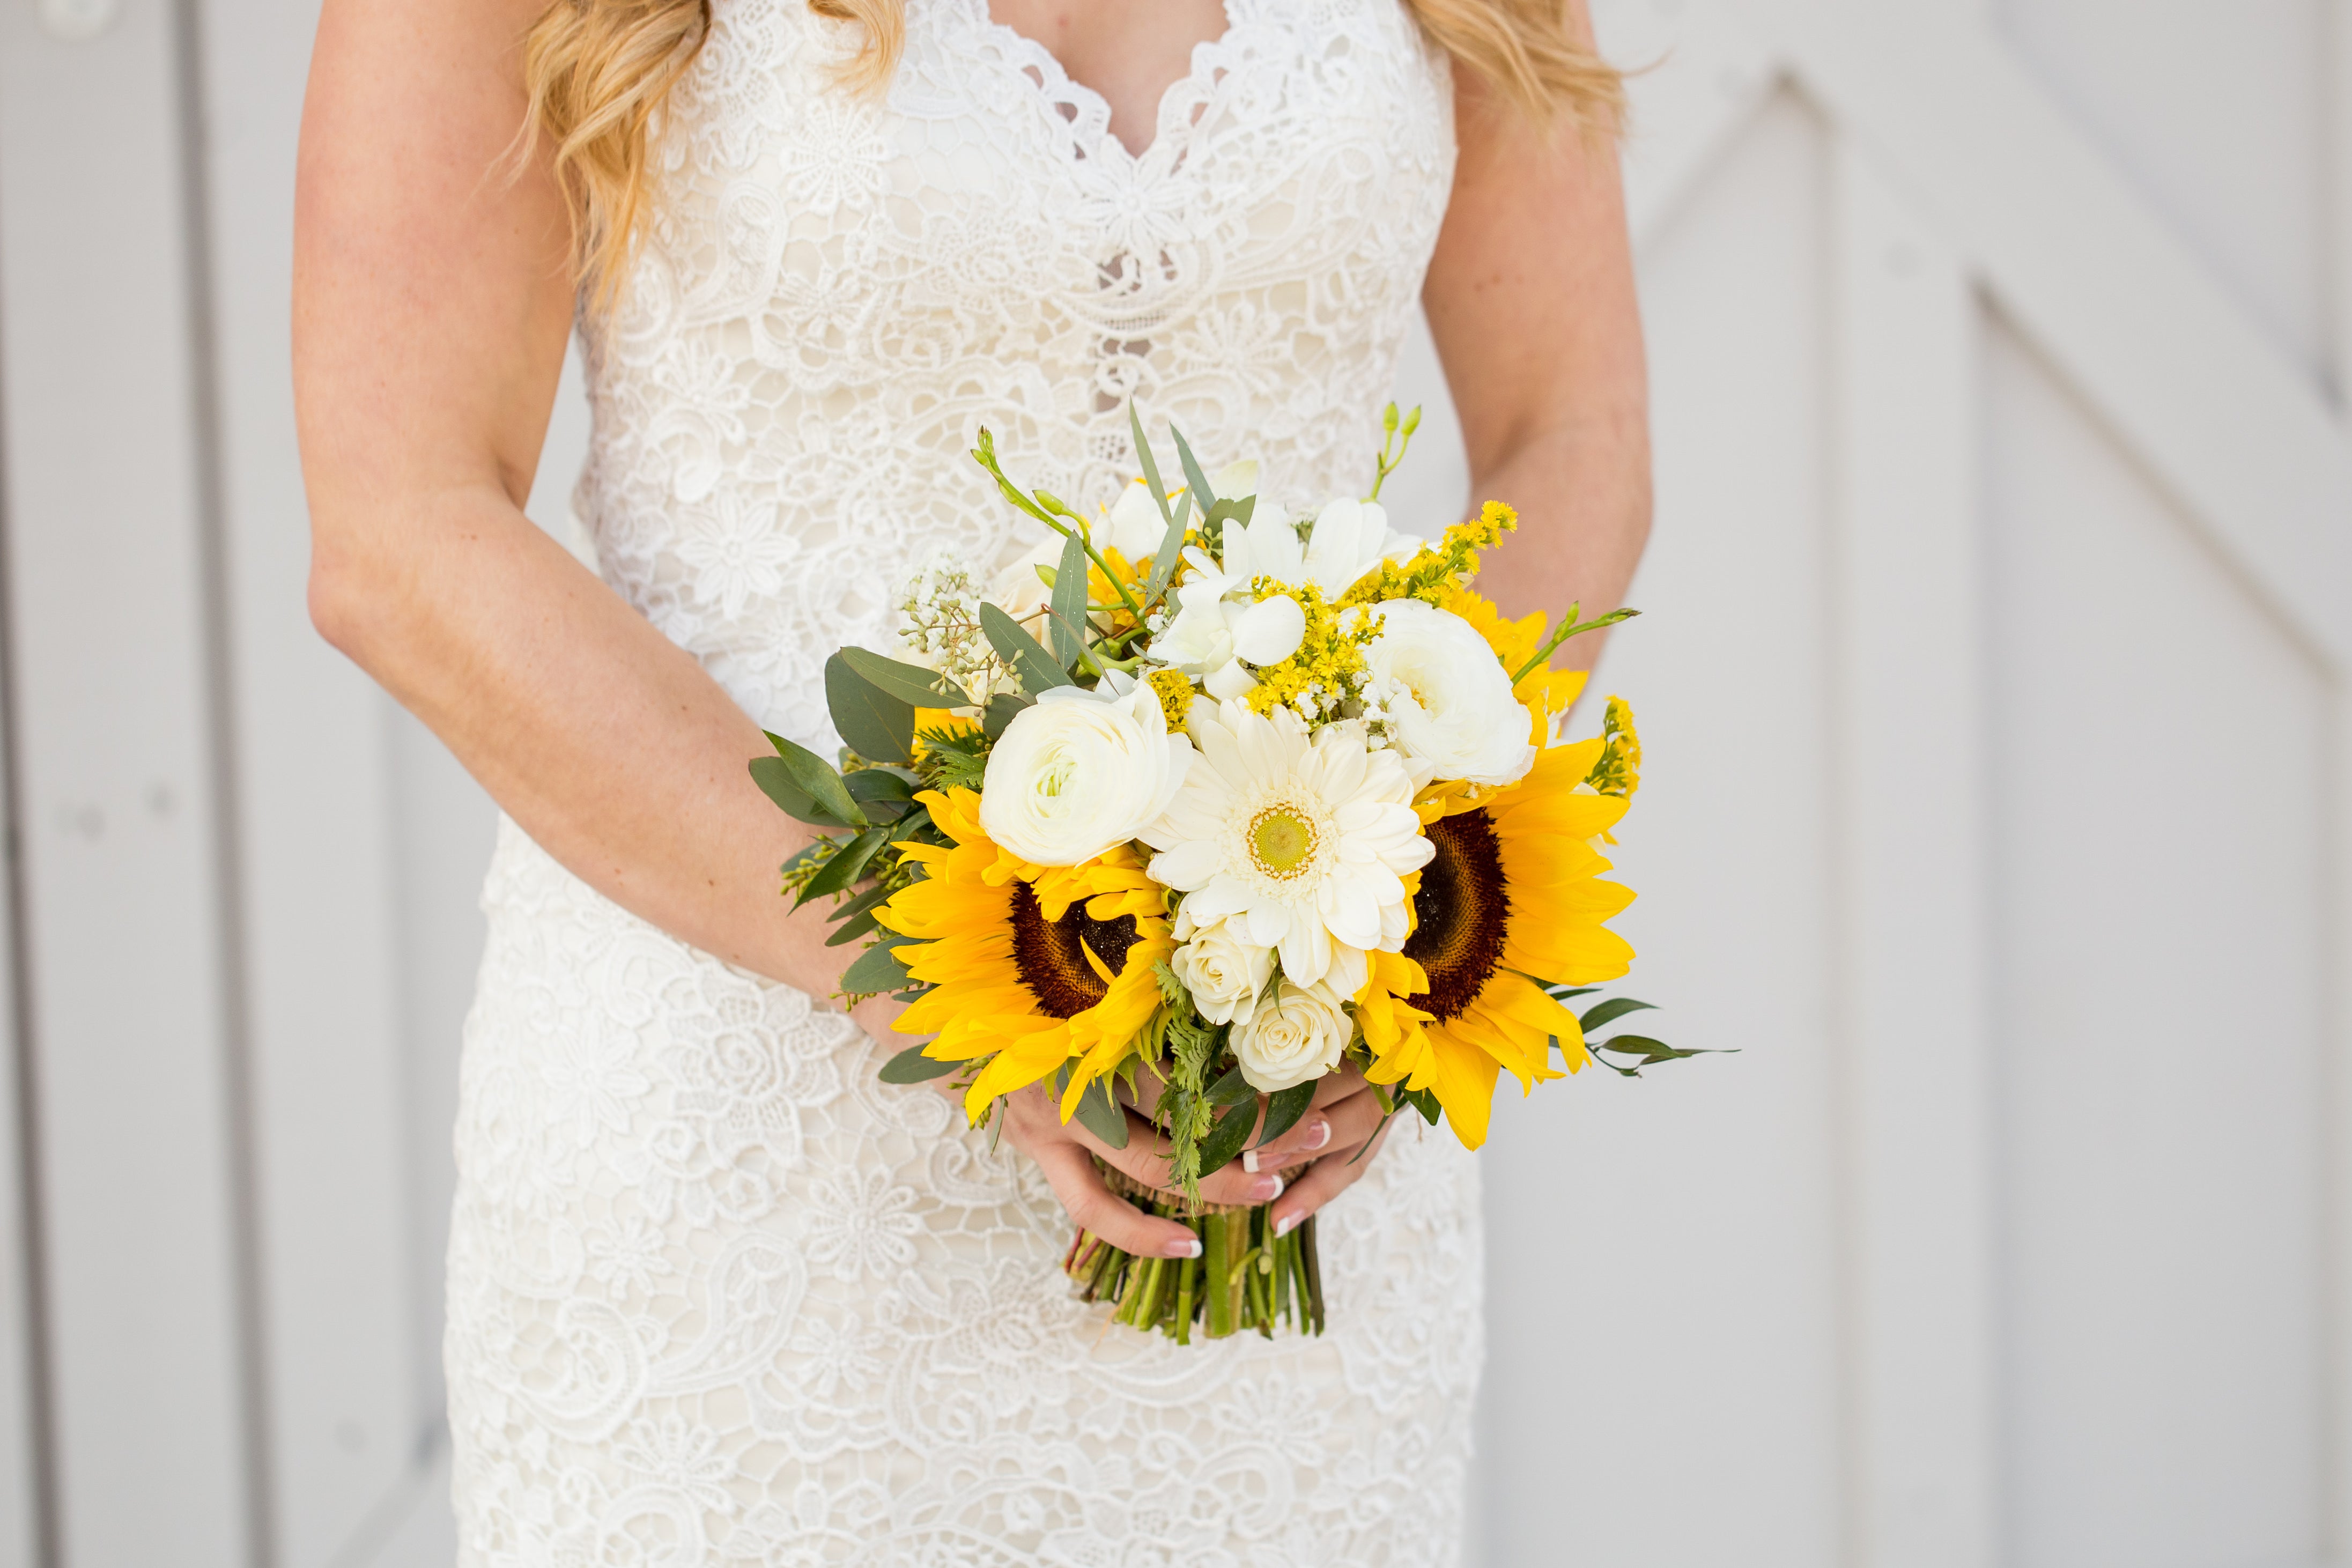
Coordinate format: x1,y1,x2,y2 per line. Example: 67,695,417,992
1355,734,1637,1148
877,788,1171,1123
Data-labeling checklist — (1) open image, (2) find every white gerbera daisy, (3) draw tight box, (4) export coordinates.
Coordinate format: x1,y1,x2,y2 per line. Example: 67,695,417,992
1140,700,1432,989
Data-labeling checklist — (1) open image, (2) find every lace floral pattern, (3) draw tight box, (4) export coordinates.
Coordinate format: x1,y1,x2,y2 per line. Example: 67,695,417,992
447,1,1480,1560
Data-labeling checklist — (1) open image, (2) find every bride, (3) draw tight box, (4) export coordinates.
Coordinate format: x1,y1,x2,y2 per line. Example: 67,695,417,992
294,0,1648,1559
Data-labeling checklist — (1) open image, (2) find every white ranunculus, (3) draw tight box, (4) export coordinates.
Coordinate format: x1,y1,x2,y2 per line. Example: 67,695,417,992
1365,598,1538,787
1169,908,1275,1027
1229,978,1352,1093
980,682,1194,866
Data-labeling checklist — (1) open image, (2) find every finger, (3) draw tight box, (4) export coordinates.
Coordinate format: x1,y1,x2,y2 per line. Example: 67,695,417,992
1027,1137,1202,1260
1268,1116,1397,1237
1308,1063,1369,1109
1245,1088,1387,1173
1073,1099,1284,1208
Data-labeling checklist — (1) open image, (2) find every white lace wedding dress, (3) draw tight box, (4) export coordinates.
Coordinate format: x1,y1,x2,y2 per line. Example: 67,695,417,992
444,1,1483,1560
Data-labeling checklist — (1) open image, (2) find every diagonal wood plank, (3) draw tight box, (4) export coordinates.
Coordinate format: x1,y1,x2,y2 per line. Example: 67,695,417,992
1750,0,2352,675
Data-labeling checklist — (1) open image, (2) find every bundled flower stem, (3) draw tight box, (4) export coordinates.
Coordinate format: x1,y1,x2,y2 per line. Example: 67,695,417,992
1067,1166,1323,1342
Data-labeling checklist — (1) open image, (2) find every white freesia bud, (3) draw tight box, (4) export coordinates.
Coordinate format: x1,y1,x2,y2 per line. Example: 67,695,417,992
1103,478,1168,562
980,682,1195,866
1168,909,1274,1027
1229,593,1307,665
1298,497,1394,598
1365,598,1538,786
1229,978,1352,1093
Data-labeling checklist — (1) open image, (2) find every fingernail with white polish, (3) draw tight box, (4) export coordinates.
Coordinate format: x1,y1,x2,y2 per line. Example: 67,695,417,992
1242,1149,1261,1173
1165,1235,1204,1260
1275,1212,1301,1238
1301,1118,1332,1151
1249,1174,1281,1201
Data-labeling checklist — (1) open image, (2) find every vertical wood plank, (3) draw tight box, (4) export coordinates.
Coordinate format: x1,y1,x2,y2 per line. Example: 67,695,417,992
0,722,41,1568
191,0,433,1554
1826,137,1999,1568
0,0,256,1560
2323,0,2351,408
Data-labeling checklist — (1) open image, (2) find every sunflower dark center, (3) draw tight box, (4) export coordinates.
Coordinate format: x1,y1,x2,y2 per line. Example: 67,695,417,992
1402,809,1511,1022
1009,882,1141,1019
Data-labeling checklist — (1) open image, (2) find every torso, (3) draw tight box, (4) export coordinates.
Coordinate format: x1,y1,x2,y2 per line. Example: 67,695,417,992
447,4,1484,1562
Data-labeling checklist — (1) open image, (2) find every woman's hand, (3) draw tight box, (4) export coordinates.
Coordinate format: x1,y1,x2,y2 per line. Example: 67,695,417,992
852,995,1396,1254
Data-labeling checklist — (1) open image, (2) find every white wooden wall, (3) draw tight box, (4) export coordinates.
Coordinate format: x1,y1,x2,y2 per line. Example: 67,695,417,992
0,1,2343,1564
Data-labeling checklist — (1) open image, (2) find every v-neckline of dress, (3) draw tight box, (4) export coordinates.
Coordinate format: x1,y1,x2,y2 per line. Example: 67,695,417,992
971,0,1240,168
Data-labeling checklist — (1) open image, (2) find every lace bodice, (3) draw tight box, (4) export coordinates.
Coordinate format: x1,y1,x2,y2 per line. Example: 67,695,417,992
446,4,1482,1563
578,0,1456,749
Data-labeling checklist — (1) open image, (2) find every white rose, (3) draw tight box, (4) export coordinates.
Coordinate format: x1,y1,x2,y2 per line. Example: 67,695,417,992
1170,909,1275,1026
980,682,1194,866
1365,598,1539,786
1229,978,1352,1093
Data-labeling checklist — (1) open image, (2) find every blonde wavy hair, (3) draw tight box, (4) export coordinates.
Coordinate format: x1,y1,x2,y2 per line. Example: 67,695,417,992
521,0,1624,310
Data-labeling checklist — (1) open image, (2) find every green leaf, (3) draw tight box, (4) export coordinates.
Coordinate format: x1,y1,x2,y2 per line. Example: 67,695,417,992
1146,487,1192,602
826,653,916,766
889,803,937,845
823,906,883,948
1402,1086,1442,1126
835,647,975,709
1200,495,1256,532
751,755,854,830
1049,531,1088,668
842,938,914,994
1578,997,1658,1033
802,826,889,900
1128,401,1176,533
1596,1033,1709,1066
1195,1097,1260,1179
844,767,916,820
1207,1064,1255,1106
878,1045,958,1084
979,602,1075,693
1256,1081,1315,1147
1544,984,1603,1001
983,692,1033,739
759,733,867,828
1071,1076,1130,1150
1169,420,1217,512
821,882,899,945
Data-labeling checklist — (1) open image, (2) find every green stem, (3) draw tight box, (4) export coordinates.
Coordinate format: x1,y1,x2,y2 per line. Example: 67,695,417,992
1301,1215,1325,1335
1510,605,1641,685
1204,1210,1233,1338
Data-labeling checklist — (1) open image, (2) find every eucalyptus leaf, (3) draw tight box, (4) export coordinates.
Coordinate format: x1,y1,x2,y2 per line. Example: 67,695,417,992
1207,1064,1255,1106
979,603,1075,693
983,692,1033,739
1597,1033,1706,1065
821,882,898,944
841,939,914,994
1049,531,1088,668
1128,401,1176,533
1146,487,1192,602
878,1045,958,1084
1169,420,1217,513
1578,996,1658,1033
1072,1077,1130,1150
826,653,916,765
765,733,866,828
751,755,852,830
844,767,916,816
1255,1081,1315,1147
1195,1097,1260,1179
802,827,888,900
835,646,975,709
822,906,883,948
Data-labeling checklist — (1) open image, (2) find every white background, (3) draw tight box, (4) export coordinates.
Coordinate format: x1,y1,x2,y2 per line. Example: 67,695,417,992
0,1,2346,1564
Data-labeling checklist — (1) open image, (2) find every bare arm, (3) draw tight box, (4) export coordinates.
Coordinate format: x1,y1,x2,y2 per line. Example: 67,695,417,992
294,0,842,994
1422,7,1652,671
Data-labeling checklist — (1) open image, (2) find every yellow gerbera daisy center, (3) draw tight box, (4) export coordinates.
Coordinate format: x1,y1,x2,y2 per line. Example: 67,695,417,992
1009,882,1141,1019
1402,809,1512,1020
1248,805,1320,879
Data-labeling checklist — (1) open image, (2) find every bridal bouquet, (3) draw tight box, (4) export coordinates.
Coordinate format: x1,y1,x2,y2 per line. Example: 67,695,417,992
752,406,1693,1342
